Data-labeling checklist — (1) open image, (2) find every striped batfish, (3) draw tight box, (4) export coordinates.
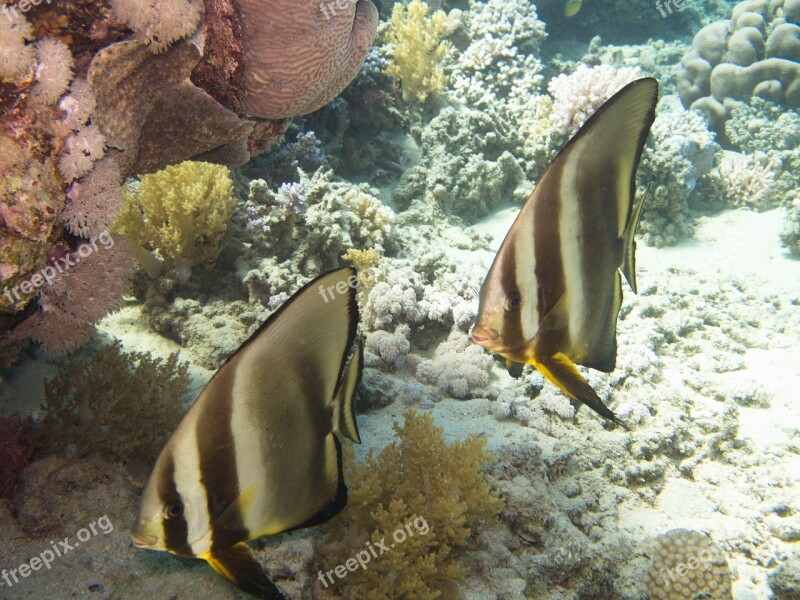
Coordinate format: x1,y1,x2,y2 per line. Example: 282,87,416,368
131,268,363,599
471,78,658,428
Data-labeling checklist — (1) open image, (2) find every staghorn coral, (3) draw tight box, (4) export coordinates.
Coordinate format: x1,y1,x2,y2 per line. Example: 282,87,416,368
678,0,800,133
115,160,236,278
385,0,450,103
415,331,493,399
41,340,189,465
643,529,732,599
322,410,503,600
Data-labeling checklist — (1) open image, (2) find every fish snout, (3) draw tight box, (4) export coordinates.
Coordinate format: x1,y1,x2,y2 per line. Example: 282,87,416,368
471,326,499,346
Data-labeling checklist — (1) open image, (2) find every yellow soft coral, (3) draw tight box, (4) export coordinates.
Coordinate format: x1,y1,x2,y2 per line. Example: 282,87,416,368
322,410,503,600
115,161,235,278
386,0,450,103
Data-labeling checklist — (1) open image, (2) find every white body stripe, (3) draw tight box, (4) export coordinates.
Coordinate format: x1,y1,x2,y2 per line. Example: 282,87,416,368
170,420,212,556
513,218,539,341
558,149,586,353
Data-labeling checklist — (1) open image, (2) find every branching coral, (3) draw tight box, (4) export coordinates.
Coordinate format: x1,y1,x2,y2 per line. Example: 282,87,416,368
713,150,781,209
548,64,644,137
415,331,493,399
322,410,503,600
385,0,450,103
41,340,190,465
115,160,236,278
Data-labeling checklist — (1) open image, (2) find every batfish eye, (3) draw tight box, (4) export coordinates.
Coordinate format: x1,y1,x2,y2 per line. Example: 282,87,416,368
164,503,183,519
505,294,521,312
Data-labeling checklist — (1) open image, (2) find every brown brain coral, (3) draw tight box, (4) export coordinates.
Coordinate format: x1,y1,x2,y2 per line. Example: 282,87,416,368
644,529,733,600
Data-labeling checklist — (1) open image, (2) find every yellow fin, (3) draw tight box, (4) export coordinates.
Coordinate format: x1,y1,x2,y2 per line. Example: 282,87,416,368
529,352,628,429
214,484,257,533
203,542,285,599
620,184,649,294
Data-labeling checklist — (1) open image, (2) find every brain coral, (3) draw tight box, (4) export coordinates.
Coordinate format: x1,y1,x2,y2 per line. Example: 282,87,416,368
644,529,733,600
678,0,800,132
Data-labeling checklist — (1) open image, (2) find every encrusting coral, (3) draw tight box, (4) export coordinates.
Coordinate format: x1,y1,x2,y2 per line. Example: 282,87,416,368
115,160,236,279
40,340,190,466
415,331,494,399
321,410,503,600
385,0,450,103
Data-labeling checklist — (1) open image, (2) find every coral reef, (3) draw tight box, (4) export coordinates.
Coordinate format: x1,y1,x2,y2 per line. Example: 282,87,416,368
769,552,800,599
40,340,189,465
364,324,411,370
385,0,450,103
643,529,732,599
115,161,236,279
678,0,800,133
781,197,800,256
415,331,493,399
321,410,503,600
392,106,527,222
638,96,721,247
713,150,782,209
237,169,396,306
0,416,28,499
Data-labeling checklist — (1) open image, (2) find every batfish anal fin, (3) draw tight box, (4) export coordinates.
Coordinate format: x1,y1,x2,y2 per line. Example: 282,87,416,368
620,183,649,294
529,352,629,430
203,542,285,600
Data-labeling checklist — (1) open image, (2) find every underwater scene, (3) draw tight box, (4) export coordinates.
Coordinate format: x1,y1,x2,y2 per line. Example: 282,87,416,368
1,0,800,598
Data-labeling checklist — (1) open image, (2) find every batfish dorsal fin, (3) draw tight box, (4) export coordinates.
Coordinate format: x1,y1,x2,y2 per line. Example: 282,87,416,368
548,77,658,243
226,267,360,408
204,542,285,599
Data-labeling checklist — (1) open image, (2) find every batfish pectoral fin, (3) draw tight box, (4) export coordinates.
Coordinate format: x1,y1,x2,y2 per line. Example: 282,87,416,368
528,352,629,430
203,542,285,600
331,336,363,444
620,183,649,294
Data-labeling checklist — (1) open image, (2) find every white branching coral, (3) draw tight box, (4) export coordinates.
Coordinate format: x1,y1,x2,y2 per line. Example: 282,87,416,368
31,38,74,105
58,125,107,182
451,0,546,106
341,188,395,249
59,79,96,131
548,65,643,136
0,11,36,80
110,0,204,53
416,331,493,399
363,268,426,330
714,151,781,210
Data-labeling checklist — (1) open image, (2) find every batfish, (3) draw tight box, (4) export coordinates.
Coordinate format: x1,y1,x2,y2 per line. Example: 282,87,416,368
132,268,363,599
471,78,658,428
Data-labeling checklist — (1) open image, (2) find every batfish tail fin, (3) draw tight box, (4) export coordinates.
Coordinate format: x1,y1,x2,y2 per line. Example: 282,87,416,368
529,352,629,430
204,542,285,600
331,336,363,444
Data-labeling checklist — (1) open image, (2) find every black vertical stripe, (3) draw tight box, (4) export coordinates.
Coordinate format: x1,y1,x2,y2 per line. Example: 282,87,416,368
497,238,524,351
158,454,194,557
533,161,566,328
195,366,250,551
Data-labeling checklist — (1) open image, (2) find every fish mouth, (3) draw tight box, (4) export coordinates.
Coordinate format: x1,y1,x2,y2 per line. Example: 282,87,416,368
131,530,158,548
471,326,499,346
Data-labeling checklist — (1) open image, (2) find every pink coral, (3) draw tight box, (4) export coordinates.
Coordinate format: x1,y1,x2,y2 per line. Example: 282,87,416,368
62,153,123,238
31,38,74,105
